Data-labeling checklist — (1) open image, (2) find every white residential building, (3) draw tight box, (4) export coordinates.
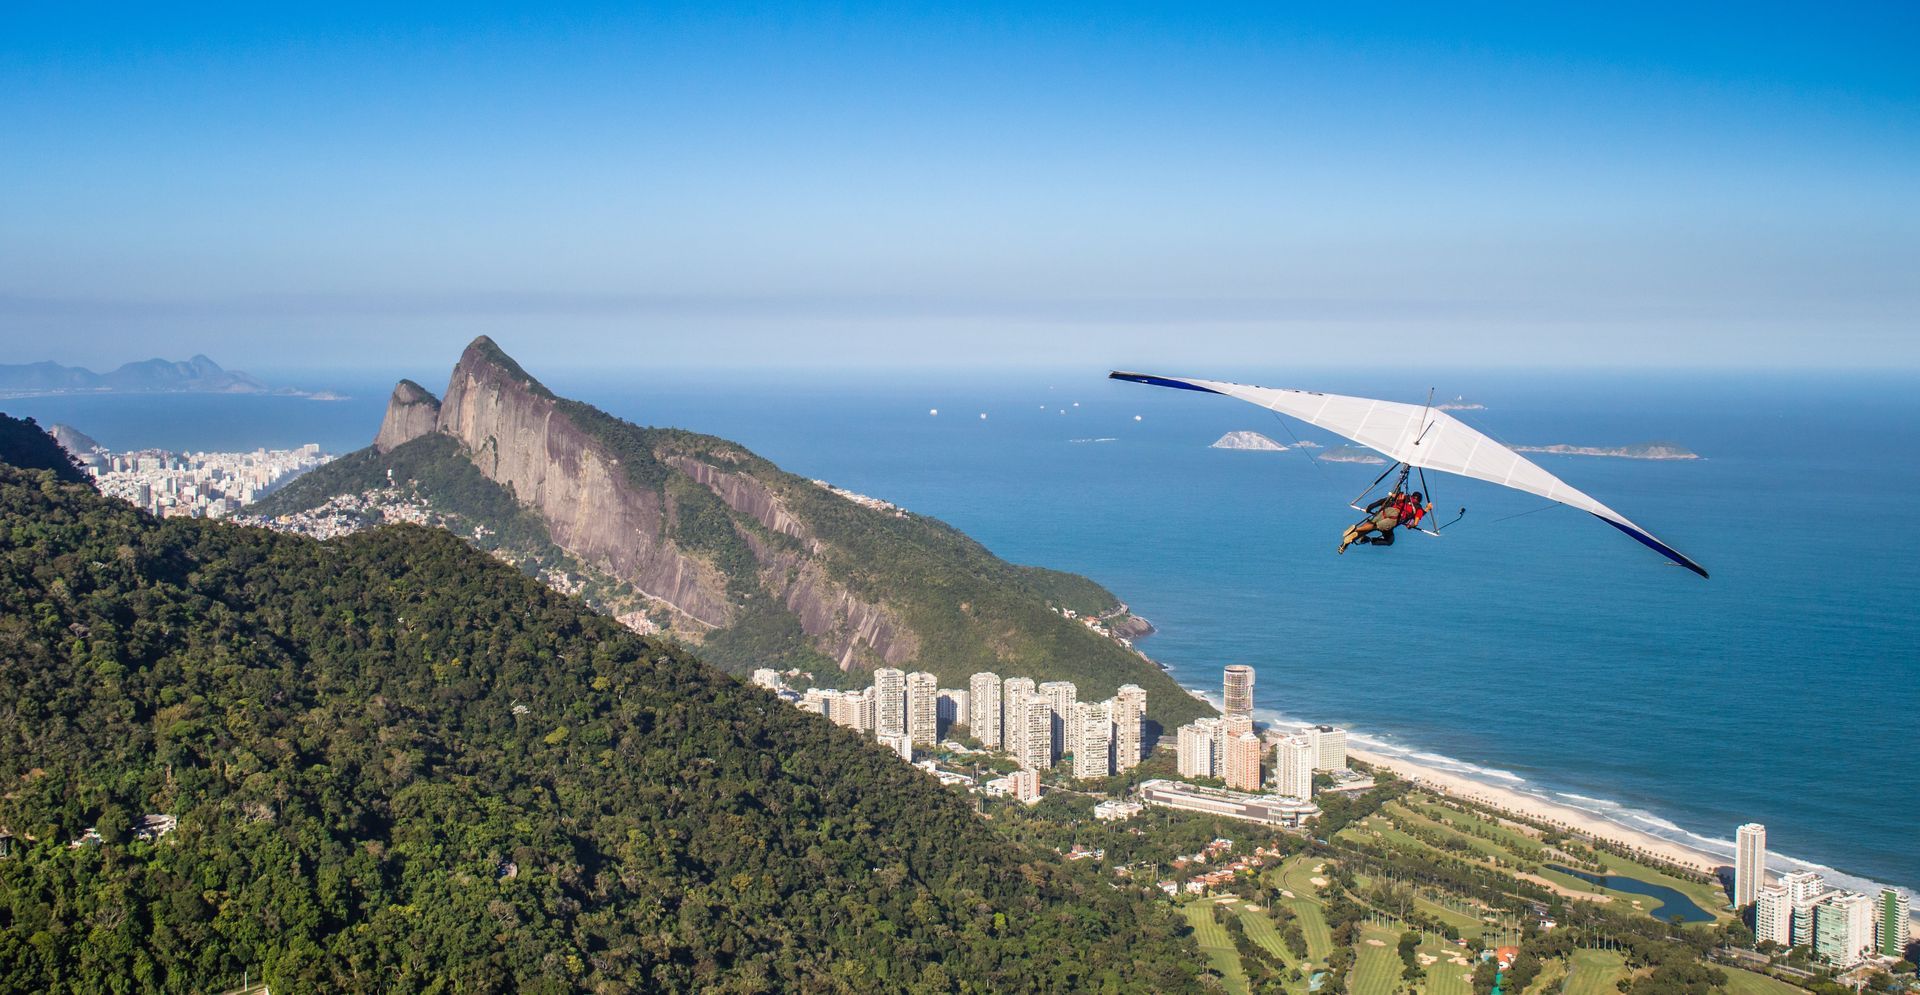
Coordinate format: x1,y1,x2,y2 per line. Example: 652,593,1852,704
1274,734,1315,800
1735,823,1767,909
907,671,939,746
878,732,913,761
1011,768,1042,803
1093,799,1143,821
1306,725,1348,772
750,668,783,690
1222,731,1263,791
936,688,969,735
1782,871,1830,948
1073,700,1113,779
968,672,1002,747
874,668,908,739
1002,677,1036,761
1038,681,1077,763
1013,691,1053,770
1756,886,1793,948
1177,719,1220,779
1111,684,1147,769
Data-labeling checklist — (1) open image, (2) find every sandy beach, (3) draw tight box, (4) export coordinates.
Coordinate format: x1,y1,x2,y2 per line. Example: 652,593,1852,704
1348,746,1724,876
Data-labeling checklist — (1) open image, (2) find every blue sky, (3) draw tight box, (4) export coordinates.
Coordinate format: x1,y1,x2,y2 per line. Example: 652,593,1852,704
2,3,1915,373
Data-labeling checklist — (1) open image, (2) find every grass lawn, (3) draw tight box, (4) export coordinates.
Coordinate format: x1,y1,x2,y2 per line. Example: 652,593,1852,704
1716,967,1807,995
1416,936,1475,995
1406,796,1546,855
1352,924,1403,995
1276,857,1337,961
1237,905,1295,964
1561,950,1628,995
1182,900,1251,995
1387,801,1530,865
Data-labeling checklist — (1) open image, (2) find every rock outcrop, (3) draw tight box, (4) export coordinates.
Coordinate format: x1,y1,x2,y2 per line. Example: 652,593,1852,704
432,338,734,628
372,380,442,453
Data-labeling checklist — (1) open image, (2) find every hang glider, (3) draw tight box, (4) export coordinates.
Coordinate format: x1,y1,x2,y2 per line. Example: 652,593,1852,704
1110,371,1707,578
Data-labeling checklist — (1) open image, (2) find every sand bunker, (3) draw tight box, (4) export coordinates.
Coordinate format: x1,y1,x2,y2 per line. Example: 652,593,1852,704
1417,954,1438,966
1310,876,1330,887
1365,939,1387,947
1281,889,1296,898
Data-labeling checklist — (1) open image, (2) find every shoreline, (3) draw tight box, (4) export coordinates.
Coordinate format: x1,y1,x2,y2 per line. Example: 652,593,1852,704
1346,746,1722,876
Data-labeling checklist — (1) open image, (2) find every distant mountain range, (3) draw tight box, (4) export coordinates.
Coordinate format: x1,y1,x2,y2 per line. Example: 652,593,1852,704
0,355,268,396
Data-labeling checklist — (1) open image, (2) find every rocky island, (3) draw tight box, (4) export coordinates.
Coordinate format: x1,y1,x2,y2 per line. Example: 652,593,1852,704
1209,430,1287,451
1515,441,1700,460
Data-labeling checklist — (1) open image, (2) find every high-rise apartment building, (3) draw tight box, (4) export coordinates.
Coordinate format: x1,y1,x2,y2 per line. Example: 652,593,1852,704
1813,892,1873,968
874,668,907,739
1223,665,1255,719
936,688,969,734
1176,719,1219,779
1015,691,1053,770
1755,886,1792,948
1073,701,1113,779
1038,681,1077,763
1223,730,1263,791
1111,684,1147,769
968,672,1003,748
906,671,939,746
1783,871,1830,948
1002,677,1036,759
1306,725,1348,772
1876,888,1911,958
1735,823,1767,909
1274,734,1315,800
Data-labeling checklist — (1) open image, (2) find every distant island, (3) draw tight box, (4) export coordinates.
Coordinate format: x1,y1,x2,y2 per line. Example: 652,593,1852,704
1319,446,1387,464
0,354,345,400
1515,441,1700,461
1209,430,1287,451
1434,396,1485,411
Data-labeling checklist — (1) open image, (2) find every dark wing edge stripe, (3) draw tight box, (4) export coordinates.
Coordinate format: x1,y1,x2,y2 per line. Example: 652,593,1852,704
1108,371,1224,395
1592,514,1709,579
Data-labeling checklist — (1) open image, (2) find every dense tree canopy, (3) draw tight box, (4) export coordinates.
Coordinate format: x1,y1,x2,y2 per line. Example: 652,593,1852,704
0,448,1205,994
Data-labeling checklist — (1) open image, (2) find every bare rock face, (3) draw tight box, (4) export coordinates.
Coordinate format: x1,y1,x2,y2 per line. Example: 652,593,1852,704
373,380,442,454
434,338,734,628
673,455,918,669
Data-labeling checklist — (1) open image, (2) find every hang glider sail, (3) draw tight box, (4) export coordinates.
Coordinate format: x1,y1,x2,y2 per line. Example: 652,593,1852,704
1111,371,1707,578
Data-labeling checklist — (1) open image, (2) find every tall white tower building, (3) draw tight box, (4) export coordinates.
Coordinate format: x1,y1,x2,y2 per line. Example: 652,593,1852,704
1176,719,1219,778
1275,734,1316,800
1002,677,1036,760
1110,684,1147,770
968,672,1002,748
1736,823,1767,908
874,668,907,739
1072,701,1113,779
1038,681,1077,763
1015,691,1053,770
906,671,939,746
1306,725,1348,771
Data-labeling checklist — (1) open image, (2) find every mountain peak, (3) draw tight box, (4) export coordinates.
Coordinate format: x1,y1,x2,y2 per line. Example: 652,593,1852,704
455,336,553,399
373,379,443,453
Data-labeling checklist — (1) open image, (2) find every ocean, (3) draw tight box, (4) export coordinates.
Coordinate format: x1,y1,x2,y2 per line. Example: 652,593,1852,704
8,366,1916,897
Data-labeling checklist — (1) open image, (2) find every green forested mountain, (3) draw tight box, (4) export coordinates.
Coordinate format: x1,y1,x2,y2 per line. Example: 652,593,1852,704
0,438,1205,993
252,337,1209,729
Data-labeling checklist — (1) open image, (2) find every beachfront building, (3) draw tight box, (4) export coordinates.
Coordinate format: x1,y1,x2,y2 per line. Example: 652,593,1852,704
1002,678,1037,762
906,672,939,745
1782,871,1831,947
1756,886,1793,948
1736,823,1767,908
1307,725,1348,772
1813,891,1874,967
1222,730,1263,791
1223,665,1255,719
1039,681,1077,763
1274,734,1315,800
1073,701,1114,779
1111,684,1147,770
1877,888,1911,958
1013,691,1053,770
968,672,1002,748
874,668,908,739
1177,719,1220,779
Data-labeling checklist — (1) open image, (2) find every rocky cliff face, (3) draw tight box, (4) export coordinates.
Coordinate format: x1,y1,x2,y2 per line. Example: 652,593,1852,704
671,455,917,668
429,339,735,628
373,380,442,453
